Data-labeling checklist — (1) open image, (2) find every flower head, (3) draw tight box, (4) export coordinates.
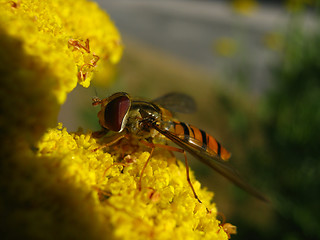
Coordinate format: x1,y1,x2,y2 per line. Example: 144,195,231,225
0,1,234,239
0,0,122,144
32,124,230,240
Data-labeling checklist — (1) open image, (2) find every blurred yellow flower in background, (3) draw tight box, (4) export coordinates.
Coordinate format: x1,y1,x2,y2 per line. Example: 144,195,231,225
213,37,238,57
285,0,314,12
231,0,258,15
263,32,284,52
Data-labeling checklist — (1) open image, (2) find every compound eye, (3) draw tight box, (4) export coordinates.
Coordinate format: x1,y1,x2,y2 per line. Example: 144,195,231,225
104,95,130,132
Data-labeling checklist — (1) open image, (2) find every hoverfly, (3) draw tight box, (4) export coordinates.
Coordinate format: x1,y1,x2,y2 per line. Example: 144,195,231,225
92,92,267,203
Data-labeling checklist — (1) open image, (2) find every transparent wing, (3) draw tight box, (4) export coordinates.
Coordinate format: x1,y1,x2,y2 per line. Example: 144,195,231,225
153,124,268,202
153,92,197,114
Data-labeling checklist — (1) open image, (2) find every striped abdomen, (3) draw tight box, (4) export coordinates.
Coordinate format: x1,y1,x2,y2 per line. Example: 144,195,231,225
172,121,231,161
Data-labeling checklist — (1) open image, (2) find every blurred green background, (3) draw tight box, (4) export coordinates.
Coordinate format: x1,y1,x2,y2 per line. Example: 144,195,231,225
59,1,320,239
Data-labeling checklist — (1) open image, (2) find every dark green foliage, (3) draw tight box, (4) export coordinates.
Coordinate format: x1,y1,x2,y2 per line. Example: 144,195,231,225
261,29,320,239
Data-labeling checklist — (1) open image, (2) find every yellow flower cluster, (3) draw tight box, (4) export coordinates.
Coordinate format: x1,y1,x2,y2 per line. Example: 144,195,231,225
1,0,122,103
0,0,122,145
0,0,233,239
33,124,229,240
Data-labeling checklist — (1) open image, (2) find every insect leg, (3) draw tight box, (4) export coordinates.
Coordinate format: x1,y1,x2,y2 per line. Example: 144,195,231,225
92,186,112,202
181,149,202,204
140,140,202,204
217,212,237,239
102,162,129,180
138,145,155,191
92,133,128,152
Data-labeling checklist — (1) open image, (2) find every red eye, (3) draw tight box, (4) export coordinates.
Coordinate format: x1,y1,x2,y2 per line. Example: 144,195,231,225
104,96,130,132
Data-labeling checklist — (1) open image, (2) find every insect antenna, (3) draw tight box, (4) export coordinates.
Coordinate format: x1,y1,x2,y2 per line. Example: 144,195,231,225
92,88,102,106
92,96,102,106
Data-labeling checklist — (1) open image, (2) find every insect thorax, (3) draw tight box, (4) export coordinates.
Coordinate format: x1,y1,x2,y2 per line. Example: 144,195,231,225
125,106,161,140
